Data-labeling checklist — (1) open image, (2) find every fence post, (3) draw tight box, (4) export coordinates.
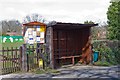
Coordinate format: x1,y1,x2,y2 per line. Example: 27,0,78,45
0,47,3,75
0,55,2,75
21,44,28,72
19,46,22,71
2,47,4,74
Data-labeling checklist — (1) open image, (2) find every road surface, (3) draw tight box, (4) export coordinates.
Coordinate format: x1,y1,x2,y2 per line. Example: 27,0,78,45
0,65,120,80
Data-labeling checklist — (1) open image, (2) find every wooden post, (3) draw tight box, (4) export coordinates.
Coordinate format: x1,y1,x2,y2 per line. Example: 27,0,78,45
32,45,34,69
46,28,50,67
49,27,54,69
44,44,47,68
6,47,9,73
19,46,22,71
72,57,75,65
37,43,40,63
21,44,28,72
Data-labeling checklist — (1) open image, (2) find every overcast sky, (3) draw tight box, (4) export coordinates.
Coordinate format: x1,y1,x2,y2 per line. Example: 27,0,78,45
0,0,111,23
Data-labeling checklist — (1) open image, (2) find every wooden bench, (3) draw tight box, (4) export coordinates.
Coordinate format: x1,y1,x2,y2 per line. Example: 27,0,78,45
55,55,82,65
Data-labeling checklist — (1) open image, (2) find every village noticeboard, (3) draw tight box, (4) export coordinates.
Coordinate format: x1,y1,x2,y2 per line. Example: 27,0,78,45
23,22,46,44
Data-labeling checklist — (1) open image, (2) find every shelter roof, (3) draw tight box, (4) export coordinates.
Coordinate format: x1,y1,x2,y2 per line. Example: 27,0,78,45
22,21,98,29
51,22,98,29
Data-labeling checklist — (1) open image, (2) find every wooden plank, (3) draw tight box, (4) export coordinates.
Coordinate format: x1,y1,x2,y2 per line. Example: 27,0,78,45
55,55,82,65
11,47,14,73
4,47,7,74
13,54,15,72
2,47,4,74
6,47,9,73
58,55,82,59
15,47,17,71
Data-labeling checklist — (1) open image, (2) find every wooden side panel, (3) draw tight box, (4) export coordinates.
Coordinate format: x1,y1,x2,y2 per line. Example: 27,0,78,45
53,30,58,51
66,30,82,56
59,30,67,56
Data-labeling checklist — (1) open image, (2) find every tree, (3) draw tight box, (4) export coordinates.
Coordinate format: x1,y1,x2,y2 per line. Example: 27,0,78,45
23,14,47,24
107,1,120,40
84,21,97,40
106,1,120,65
0,20,22,35
84,20,94,24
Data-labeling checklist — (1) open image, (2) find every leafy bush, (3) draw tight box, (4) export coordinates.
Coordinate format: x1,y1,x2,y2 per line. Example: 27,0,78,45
92,40,120,65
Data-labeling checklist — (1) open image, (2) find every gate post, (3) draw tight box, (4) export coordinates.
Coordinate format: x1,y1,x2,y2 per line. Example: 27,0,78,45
21,44,28,72
19,46,22,71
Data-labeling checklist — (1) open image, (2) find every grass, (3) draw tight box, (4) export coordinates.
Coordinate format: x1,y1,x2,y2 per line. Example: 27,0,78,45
93,61,112,66
2,42,24,48
1,42,37,51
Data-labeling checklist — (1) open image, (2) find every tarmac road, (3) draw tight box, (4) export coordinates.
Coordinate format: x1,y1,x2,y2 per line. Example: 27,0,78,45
0,65,120,80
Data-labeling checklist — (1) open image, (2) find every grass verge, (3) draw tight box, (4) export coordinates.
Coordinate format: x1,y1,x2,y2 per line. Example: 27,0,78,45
29,68,60,74
93,61,112,66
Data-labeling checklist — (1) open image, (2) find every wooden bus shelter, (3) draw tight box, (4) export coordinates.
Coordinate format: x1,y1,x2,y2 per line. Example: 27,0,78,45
22,21,98,69
46,22,98,68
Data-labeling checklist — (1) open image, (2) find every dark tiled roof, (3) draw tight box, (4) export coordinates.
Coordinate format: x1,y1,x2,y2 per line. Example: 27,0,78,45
51,22,98,29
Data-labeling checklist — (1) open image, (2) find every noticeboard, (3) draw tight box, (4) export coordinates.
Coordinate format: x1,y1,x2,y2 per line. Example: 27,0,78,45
24,25,46,44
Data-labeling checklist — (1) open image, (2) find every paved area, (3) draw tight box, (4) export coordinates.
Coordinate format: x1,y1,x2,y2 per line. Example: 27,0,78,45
0,65,120,79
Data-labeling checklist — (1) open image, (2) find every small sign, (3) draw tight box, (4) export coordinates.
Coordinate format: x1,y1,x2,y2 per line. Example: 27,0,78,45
36,36,40,42
39,59,43,68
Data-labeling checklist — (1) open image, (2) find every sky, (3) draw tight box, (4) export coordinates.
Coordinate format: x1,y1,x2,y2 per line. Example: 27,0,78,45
0,0,111,24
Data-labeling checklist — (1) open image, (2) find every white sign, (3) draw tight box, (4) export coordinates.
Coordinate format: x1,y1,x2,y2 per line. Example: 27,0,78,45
36,36,40,42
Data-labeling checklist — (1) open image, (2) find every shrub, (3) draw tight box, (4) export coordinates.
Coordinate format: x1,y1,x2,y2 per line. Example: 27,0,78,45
92,40,120,65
